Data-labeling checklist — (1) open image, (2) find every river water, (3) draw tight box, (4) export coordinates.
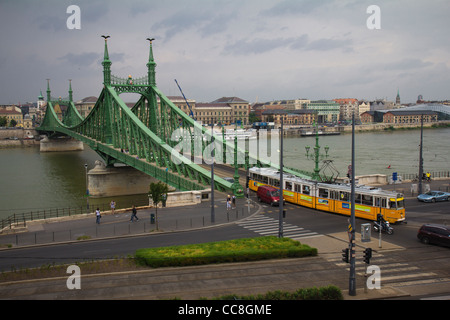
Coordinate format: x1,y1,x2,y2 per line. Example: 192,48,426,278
0,128,449,220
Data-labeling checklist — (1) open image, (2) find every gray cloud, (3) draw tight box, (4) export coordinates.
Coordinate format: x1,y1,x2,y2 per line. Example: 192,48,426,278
224,34,353,55
262,0,336,16
0,0,448,105
306,38,353,52
384,58,433,71
58,52,99,67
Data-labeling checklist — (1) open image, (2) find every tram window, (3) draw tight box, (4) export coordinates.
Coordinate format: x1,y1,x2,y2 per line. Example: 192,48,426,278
340,191,349,202
381,198,387,208
355,193,362,204
362,194,373,206
319,188,329,198
388,200,396,209
261,176,268,184
294,184,301,192
303,185,310,195
272,179,280,187
285,181,292,191
375,197,381,207
397,199,404,209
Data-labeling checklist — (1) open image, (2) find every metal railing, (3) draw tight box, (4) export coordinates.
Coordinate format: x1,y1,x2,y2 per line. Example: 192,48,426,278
398,171,450,181
0,198,149,232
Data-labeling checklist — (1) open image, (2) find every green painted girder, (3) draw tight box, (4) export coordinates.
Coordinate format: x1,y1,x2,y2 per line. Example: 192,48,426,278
37,85,236,194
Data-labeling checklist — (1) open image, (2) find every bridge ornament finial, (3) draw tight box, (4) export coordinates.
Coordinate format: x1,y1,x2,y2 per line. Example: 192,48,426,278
101,35,112,86
146,37,157,86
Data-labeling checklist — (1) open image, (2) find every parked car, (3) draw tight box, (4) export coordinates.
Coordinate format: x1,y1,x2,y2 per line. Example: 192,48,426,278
417,191,450,203
223,177,235,183
417,224,450,247
256,185,284,206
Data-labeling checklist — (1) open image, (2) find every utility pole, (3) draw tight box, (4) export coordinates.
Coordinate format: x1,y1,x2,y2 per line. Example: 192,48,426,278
349,112,356,296
210,123,215,223
418,114,424,195
278,118,284,238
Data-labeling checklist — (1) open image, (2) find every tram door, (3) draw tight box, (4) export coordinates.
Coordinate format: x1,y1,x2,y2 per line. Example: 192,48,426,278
374,197,382,220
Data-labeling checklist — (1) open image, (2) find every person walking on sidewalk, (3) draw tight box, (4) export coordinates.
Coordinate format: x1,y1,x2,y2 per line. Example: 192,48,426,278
110,200,116,214
232,195,236,209
96,208,101,224
226,195,231,211
130,205,139,222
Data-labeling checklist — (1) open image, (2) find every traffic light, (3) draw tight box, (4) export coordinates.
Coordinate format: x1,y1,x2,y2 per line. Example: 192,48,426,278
363,248,372,264
342,248,349,263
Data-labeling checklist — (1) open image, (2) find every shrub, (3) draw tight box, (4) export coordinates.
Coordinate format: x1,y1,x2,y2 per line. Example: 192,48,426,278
214,285,343,300
134,236,317,268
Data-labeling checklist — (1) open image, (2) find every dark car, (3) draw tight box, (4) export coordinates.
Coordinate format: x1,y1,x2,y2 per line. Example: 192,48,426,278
417,224,450,247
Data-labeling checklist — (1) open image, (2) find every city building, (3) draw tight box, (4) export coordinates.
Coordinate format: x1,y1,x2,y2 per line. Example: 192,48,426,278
361,110,438,124
210,97,250,125
195,103,233,125
261,109,316,126
333,98,359,122
75,96,97,118
163,96,196,118
0,106,23,127
383,110,437,124
304,100,340,123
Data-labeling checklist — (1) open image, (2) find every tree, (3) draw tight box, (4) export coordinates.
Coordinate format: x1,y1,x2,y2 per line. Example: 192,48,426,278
0,116,7,127
148,181,169,230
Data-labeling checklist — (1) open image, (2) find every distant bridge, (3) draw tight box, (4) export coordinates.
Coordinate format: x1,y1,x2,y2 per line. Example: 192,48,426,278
37,37,311,196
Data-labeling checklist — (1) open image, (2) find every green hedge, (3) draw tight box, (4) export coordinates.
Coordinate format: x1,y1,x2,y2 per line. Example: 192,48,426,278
134,236,317,268
216,285,343,300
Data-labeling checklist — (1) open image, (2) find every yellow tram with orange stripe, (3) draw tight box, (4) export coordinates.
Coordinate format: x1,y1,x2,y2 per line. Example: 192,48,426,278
248,167,406,224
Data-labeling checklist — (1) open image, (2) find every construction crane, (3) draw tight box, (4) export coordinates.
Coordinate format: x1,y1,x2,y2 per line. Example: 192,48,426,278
174,79,195,120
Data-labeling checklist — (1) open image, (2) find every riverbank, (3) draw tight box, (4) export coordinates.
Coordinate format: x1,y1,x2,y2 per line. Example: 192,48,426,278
0,139,40,148
282,120,450,135
0,128,40,148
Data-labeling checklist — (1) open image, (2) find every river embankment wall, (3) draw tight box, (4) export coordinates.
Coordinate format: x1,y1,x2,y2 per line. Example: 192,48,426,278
282,120,450,135
0,128,39,148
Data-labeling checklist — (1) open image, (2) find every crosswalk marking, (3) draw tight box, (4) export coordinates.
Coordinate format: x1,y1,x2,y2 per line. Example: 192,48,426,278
326,253,442,288
236,215,320,240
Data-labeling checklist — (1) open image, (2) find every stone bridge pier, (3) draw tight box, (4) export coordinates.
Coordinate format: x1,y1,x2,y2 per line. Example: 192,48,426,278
87,161,174,197
40,136,84,152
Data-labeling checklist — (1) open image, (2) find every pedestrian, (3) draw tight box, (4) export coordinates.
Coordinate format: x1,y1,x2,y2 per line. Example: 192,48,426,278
226,195,231,211
162,193,167,207
96,208,101,224
232,195,236,209
110,200,116,214
130,205,139,222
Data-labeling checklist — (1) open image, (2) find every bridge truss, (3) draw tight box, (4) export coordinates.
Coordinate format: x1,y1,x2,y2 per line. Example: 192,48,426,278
37,38,311,196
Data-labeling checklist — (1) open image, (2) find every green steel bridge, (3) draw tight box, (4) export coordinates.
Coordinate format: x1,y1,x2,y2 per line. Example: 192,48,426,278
37,37,311,196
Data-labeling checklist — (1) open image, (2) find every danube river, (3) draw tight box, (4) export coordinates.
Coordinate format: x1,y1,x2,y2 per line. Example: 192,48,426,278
0,128,449,220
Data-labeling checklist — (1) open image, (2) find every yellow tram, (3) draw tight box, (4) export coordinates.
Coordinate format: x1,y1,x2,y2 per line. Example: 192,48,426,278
248,167,406,224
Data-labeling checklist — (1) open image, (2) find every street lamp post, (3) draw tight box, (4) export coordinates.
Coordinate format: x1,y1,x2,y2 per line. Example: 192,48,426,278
418,114,424,195
278,118,284,238
84,163,89,212
210,123,215,223
305,120,330,181
349,112,357,296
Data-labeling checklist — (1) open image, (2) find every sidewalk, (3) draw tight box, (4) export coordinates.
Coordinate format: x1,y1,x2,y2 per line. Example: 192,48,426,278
380,177,450,198
0,195,258,248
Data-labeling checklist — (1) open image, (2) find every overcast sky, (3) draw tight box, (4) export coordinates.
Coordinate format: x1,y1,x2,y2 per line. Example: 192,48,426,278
1,0,449,105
